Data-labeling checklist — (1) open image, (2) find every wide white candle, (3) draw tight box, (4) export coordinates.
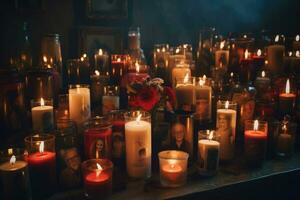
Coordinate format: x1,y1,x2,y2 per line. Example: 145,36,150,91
216,101,237,161
195,76,212,120
31,98,54,132
125,114,151,178
69,85,91,125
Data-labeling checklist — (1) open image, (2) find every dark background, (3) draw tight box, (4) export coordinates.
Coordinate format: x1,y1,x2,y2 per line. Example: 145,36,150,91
1,0,300,66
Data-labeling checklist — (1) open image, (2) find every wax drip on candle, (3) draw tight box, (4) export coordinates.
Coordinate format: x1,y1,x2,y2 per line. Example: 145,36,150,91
39,141,45,153
285,79,291,94
10,155,16,165
225,101,229,109
244,49,249,59
257,49,262,57
253,120,259,132
40,98,45,106
96,163,103,176
296,35,299,42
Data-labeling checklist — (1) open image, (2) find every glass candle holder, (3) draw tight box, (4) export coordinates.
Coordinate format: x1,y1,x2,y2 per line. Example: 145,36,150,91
124,111,151,179
31,98,54,133
90,70,109,107
274,120,297,158
175,74,195,113
266,34,285,76
82,159,113,200
172,61,191,88
158,150,188,187
216,101,237,161
0,148,31,200
102,86,120,115
84,116,112,159
66,59,81,85
244,120,268,167
56,94,70,120
215,40,229,70
68,84,91,126
24,134,56,199
197,130,220,176
111,54,129,85
194,76,212,121
94,48,109,74
278,79,296,116
128,27,141,50
56,119,81,190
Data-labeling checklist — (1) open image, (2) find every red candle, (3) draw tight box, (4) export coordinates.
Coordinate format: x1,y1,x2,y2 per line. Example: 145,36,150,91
84,125,112,159
84,171,112,199
252,49,265,70
111,56,127,85
161,164,184,183
240,49,255,83
279,79,296,115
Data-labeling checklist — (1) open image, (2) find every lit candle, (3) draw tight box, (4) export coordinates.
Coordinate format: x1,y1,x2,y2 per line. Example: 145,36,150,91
125,112,151,178
31,98,54,132
121,62,149,87
279,79,296,115
111,55,127,85
215,41,229,69
102,86,120,115
244,120,268,167
83,159,113,199
78,53,91,84
198,130,220,176
94,49,109,73
252,49,265,69
255,71,271,95
276,122,294,157
90,70,109,105
175,73,195,112
216,101,237,161
290,50,300,74
292,34,300,50
267,35,285,75
158,150,188,187
195,75,212,121
240,49,254,83
25,135,56,199
0,152,31,200
171,62,191,88
69,84,91,126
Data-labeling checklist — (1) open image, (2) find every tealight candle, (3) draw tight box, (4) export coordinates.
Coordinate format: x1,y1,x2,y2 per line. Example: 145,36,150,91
216,101,237,161
125,111,151,178
198,130,220,176
25,134,56,199
175,73,195,112
0,149,31,200
158,150,188,187
31,98,54,132
82,159,113,200
279,79,296,115
244,120,268,167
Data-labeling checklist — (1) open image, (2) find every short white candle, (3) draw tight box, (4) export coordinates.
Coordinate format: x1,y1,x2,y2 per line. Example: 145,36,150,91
31,98,54,132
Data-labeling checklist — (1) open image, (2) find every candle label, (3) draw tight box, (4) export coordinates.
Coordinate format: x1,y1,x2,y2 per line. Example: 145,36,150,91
102,96,120,115
90,137,110,159
133,134,148,168
112,131,125,159
195,99,210,120
58,147,82,189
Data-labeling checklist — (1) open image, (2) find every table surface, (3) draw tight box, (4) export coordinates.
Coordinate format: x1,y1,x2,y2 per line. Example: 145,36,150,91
48,154,300,200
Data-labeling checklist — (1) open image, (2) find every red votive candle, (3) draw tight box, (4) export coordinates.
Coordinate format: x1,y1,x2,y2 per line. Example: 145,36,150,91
240,49,254,84
84,116,112,159
244,120,268,167
279,79,296,115
25,134,56,199
82,159,113,200
111,54,129,85
252,49,265,70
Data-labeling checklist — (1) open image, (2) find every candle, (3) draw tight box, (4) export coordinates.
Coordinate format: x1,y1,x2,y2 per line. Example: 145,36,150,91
195,75,212,121
90,70,109,105
240,49,255,83
69,84,91,126
158,150,188,187
128,27,141,50
111,55,127,85
102,86,120,115
0,150,31,200
78,54,91,84
84,116,112,159
293,34,300,50
125,111,151,178
215,41,229,70
279,79,296,115
255,71,270,91
25,135,56,199
94,49,109,73
171,62,191,88
216,101,237,161
244,120,268,167
252,49,265,70
82,159,113,200
31,98,54,132
121,62,149,87
267,35,285,75
276,121,297,157
198,130,220,176
290,51,300,76
175,73,195,112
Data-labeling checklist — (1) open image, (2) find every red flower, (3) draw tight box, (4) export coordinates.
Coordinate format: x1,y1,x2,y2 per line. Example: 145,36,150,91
164,86,176,106
136,86,160,111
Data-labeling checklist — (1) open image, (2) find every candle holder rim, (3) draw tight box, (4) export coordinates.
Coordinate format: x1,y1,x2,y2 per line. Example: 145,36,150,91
84,116,112,129
124,110,151,120
82,158,113,171
0,148,26,160
69,84,90,89
158,150,189,161
30,98,53,104
217,100,237,106
24,133,55,143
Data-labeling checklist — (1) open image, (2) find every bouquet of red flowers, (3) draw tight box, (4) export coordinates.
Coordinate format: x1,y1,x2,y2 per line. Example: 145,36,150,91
127,77,176,112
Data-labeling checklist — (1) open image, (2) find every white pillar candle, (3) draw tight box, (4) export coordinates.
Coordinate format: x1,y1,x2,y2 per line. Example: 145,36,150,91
216,101,237,161
198,130,220,176
69,85,91,125
195,76,212,120
125,112,151,178
175,73,195,112
31,98,54,132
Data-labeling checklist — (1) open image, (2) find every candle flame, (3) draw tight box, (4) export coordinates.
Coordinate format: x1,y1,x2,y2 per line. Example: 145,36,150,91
156,48,160,53
230,72,234,77
95,70,100,76
289,51,293,57
245,49,249,59
265,60,268,65
275,35,279,42
39,141,44,153
40,98,45,106
243,34,247,38
117,58,121,62
254,120,259,131
220,41,225,50
98,49,103,55
83,53,87,58
80,57,84,61
135,62,140,73
183,73,189,84
175,48,180,54
162,47,166,52
257,49,262,57
43,55,47,63
282,124,287,132
285,79,290,94
296,51,300,58
208,131,214,140
96,163,103,176
296,35,300,42
262,71,265,78
199,75,206,86
225,101,229,109
136,114,142,123
10,155,16,165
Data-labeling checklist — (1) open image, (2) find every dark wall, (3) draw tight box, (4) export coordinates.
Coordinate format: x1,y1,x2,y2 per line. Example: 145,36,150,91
1,0,300,66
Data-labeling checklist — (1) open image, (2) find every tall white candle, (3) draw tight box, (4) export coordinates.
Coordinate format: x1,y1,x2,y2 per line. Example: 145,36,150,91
69,85,91,125
195,76,212,120
31,98,54,132
125,114,151,178
216,101,237,161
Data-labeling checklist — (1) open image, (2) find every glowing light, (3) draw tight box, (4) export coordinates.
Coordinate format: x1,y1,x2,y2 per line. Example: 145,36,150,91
43,56,47,63
296,51,300,58
254,120,259,131
183,73,189,84
245,49,249,59
208,131,214,140
98,49,103,55
225,101,229,109
96,163,103,176
262,71,265,78
275,35,279,42
220,41,225,50
136,114,142,123
10,155,16,165
296,35,300,42
95,70,100,76
257,49,262,57
285,79,291,94
40,98,45,106
135,62,140,73
39,141,44,153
